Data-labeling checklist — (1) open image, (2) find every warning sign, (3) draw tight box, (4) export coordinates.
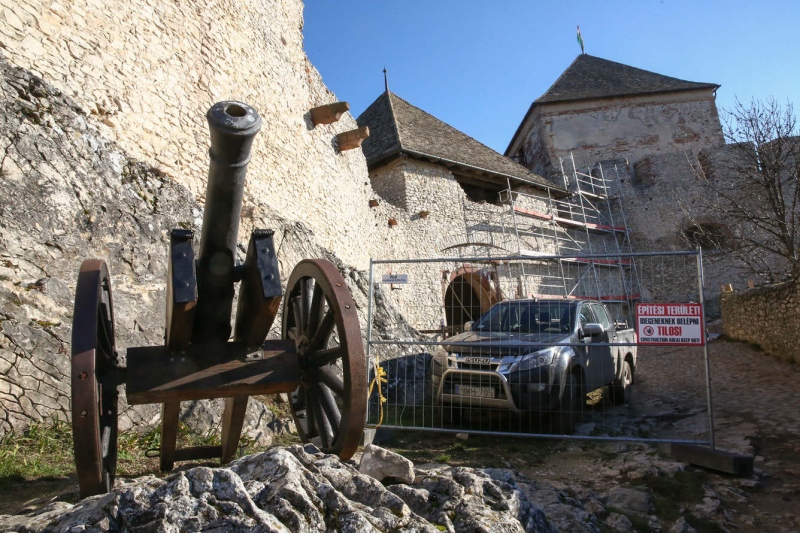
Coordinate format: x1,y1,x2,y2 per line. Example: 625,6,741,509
636,303,704,346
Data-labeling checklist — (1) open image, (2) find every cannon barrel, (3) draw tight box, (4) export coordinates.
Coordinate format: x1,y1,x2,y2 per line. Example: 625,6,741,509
193,101,262,342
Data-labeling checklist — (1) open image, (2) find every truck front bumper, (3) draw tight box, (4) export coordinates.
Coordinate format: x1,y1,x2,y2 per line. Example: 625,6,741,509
434,367,560,413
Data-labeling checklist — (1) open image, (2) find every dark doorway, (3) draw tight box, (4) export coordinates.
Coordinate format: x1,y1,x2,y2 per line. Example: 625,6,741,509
444,275,482,329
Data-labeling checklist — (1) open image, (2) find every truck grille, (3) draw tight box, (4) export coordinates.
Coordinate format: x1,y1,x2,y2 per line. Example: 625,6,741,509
456,356,499,371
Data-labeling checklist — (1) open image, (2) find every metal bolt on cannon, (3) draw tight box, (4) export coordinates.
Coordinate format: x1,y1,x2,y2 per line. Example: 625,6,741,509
70,101,367,498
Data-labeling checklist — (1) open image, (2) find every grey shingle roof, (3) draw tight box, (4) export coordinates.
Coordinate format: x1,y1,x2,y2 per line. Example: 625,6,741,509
505,54,720,156
536,54,719,104
357,91,563,193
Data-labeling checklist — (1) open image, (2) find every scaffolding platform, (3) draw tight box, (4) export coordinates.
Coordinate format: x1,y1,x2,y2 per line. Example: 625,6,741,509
499,153,642,323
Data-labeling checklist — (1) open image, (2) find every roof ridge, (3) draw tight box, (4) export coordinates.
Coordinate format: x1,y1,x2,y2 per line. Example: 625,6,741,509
385,91,405,150
535,54,584,105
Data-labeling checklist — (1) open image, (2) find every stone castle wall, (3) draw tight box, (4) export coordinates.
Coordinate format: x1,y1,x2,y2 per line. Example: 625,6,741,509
0,0,566,287
721,282,800,364
524,91,724,180
1,0,386,270
0,0,468,432
521,90,727,259
0,0,586,349
367,158,546,331
0,0,705,317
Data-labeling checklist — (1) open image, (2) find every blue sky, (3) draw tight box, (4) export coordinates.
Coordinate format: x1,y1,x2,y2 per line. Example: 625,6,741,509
303,1,799,154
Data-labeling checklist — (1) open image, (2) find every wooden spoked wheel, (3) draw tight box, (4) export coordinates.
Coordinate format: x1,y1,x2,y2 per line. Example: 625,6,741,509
71,260,119,498
282,259,367,460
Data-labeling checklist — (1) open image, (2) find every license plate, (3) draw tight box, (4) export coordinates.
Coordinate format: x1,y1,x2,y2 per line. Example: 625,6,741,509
455,385,496,399
463,357,491,365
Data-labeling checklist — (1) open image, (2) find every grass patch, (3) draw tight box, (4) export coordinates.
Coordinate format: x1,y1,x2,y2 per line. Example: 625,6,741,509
261,397,293,420
0,418,76,488
0,411,300,496
434,453,451,463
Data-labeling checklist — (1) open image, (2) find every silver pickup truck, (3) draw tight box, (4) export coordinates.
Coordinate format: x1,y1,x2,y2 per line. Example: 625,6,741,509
431,299,637,427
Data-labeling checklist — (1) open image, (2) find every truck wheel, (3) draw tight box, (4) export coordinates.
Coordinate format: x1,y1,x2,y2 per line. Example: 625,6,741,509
558,372,585,433
611,360,633,406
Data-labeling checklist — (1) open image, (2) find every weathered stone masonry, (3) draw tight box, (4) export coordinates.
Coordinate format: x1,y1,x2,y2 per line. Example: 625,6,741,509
0,0,389,269
721,282,800,365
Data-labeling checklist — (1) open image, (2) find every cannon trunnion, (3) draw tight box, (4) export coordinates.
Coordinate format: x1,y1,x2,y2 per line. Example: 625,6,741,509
70,102,367,498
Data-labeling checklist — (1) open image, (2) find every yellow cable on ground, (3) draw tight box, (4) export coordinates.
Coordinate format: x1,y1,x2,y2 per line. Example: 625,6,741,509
368,359,388,427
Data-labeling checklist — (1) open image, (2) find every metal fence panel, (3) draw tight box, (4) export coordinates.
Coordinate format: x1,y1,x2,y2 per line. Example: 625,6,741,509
365,252,713,445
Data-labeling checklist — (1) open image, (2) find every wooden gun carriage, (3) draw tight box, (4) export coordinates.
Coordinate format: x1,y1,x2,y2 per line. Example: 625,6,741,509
71,101,367,497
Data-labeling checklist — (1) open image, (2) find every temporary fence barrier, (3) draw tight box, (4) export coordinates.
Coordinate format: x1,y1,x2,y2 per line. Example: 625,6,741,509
365,251,715,446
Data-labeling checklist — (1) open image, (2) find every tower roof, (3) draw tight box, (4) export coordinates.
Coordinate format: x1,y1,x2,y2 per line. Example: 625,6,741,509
357,91,563,193
536,54,720,105
505,55,720,156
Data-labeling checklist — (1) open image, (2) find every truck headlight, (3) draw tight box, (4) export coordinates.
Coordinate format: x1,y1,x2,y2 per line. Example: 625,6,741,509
517,347,557,371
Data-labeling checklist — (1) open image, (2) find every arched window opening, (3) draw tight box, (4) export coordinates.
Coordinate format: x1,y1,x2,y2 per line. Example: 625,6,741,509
444,277,482,331
443,269,502,333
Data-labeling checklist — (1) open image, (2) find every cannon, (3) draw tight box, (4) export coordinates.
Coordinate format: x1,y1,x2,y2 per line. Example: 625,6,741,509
70,101,367,498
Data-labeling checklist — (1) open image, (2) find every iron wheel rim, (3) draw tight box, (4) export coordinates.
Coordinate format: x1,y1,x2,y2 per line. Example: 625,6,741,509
71,260,119,498
282,259,366,460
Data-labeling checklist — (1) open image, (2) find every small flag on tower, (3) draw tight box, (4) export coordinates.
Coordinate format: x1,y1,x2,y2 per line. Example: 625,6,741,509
577,25,585,54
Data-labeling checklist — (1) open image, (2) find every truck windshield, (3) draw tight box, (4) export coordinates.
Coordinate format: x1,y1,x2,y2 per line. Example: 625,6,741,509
473,301,574,333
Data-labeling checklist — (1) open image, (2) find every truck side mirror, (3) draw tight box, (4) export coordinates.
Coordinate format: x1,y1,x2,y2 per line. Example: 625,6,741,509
463,321,474,332
581,323,604,342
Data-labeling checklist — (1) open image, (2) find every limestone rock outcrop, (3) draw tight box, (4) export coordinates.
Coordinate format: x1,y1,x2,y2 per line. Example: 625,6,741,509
0,52,308,440
0,445,571,533
0,49,198,433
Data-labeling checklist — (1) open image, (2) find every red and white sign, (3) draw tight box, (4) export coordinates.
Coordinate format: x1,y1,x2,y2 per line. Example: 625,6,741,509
636,303,704,346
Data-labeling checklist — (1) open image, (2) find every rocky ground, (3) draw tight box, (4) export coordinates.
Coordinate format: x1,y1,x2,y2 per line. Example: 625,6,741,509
1,337,798,532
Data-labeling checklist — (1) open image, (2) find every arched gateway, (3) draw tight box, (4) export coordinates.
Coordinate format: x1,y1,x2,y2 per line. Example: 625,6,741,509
443,266,503,332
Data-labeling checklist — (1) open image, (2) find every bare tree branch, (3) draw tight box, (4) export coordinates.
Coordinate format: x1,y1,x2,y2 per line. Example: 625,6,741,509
683,97,800,283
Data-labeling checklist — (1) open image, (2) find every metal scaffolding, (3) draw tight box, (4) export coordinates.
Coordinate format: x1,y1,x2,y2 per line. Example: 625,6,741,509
498,153,642,323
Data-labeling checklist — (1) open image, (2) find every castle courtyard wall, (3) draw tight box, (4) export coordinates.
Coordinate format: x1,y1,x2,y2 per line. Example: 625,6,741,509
721,281,800,364
0,0,560,432
0,0,583,334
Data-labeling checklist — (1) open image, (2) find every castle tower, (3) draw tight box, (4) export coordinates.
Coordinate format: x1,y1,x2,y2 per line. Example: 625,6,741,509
505,54,724,182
